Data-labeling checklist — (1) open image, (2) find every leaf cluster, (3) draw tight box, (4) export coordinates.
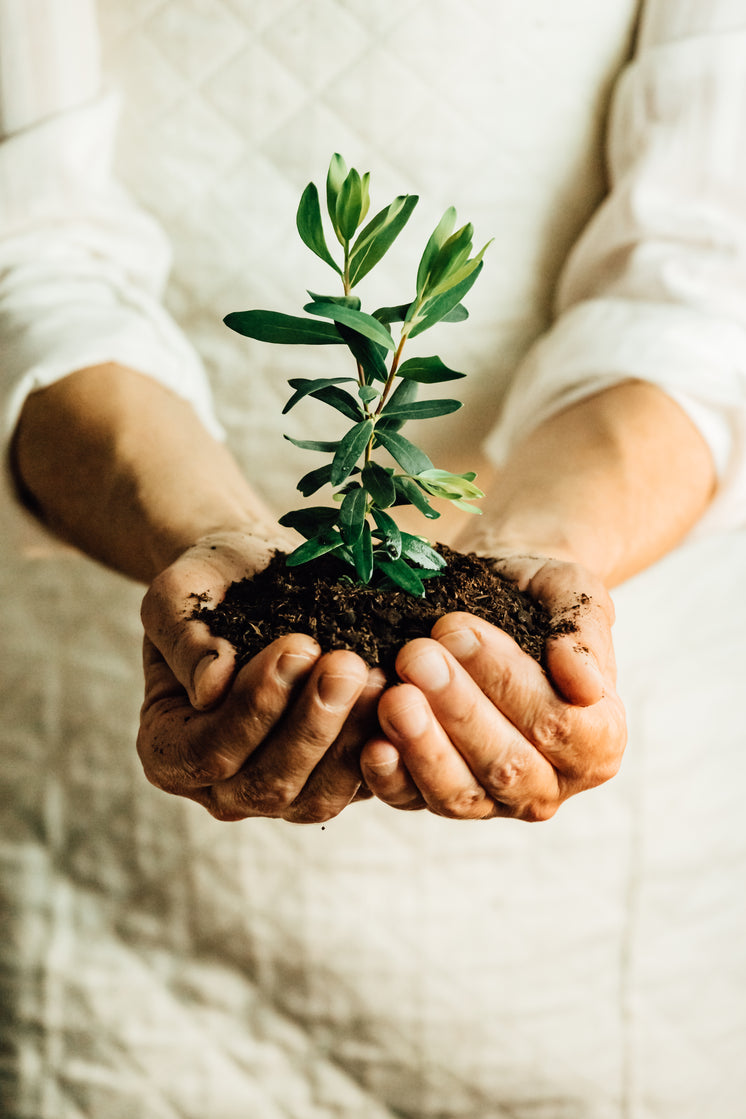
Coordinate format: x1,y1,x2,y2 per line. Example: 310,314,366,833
224,154,490,596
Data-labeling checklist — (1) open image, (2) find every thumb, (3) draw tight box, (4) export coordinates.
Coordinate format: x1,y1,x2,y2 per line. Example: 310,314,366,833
141,580,237,710
544,633,605,707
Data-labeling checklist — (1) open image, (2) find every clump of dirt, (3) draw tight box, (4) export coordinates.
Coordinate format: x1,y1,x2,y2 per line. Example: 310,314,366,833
193,545,553,678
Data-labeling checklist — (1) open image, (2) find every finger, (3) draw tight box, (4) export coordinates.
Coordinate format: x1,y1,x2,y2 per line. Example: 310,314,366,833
207,649,370,821
284,668,388,823
432,615,625,790
385,640,561,820
490,555,616,704
359,737,427,811
138,632,320,795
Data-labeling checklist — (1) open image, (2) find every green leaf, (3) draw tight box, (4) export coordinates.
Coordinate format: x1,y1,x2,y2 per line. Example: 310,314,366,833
296,183,343,275
373,302,411,324
339,485,368,544
375,429,434,474
442,302,469,323
304,301,396,352
416,206,456,296
278,507,339,538
224,310,344,346
377,558,426,597
307,291,361,311
359,172,371,224
283,434,341,453
308,385,365,422
423,222,474,293
326,153,348,240
352,522,374,583
336,167,364,241
283,376,356,415
416,468,485,501
397,356,465,383
286,533,343,566
297,462,334,496
393,475,440,519
400,532,446,571
380,398,462,420
361,461,396,507
358,384,380,405
372,508,402,558
330,418,375,485
334,323,389,384
408,261,484,339
348,194,419,286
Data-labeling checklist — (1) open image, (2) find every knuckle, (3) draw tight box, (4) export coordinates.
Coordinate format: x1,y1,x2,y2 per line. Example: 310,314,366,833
284,797,339,825
531,705,574,754
233,777,296,818
482,753,529,799
436,785,488,820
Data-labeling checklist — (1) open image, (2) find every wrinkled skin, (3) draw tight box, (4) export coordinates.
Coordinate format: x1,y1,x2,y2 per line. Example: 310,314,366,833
138,538,626,824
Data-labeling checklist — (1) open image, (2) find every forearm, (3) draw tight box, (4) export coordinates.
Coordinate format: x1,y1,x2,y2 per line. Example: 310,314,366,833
459,380,716,587
11,363,275,582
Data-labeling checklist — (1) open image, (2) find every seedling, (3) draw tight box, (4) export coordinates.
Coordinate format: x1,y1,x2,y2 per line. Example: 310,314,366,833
225,154,490,597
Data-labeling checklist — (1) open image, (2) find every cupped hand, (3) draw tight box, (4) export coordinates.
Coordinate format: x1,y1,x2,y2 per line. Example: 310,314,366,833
359,554,626,822
138,531,384,822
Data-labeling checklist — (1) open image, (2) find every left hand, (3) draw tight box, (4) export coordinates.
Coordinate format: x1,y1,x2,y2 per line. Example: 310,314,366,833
359,554,627,821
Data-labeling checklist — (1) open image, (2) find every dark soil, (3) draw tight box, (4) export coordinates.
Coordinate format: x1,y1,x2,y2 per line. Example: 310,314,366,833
193,545,553,678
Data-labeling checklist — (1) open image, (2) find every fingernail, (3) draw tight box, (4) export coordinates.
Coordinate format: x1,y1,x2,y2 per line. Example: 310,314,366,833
318,672,363,708
405,647,451,691
438,627,480,661
276,652,314,687
192,650,218,704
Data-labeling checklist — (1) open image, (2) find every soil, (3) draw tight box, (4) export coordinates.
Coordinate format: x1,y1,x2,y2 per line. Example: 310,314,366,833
193,545,553,678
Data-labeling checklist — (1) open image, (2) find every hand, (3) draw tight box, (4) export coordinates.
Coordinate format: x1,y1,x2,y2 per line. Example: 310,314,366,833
138,531,385,823
359,554,626,822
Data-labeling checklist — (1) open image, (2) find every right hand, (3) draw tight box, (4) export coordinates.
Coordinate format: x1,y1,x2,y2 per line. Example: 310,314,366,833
138,531,385,823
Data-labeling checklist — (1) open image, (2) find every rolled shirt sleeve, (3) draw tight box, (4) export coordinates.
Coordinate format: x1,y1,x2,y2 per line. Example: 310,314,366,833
0,0,222,541
484,0,746,535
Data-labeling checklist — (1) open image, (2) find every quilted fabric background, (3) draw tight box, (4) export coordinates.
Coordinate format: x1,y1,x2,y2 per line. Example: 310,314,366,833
3,3,746,1117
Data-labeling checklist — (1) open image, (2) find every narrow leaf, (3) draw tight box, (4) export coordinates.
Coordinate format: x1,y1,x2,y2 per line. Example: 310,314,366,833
361,462,396,507
283,376,356,415
408,262,484,338
373,302,411,324
372,508,402,558
224,310,344,346
336,167,363,241
326,154,348,241
380,398,462,420
309,385,365,422
442,302,469,323
352,522,374,583
377,558,426,597
331,418,375,485
304,301,396,351
297,463,334,497
286,533,343,566
400,533,446,571
278,507,339,538
283,434,341,453
296,183,343,275
375,429,434,474
340,485,368,544
397,356,465,384
348,194,419,286
307,291,360,310
393,475,440,519
416,206,457,296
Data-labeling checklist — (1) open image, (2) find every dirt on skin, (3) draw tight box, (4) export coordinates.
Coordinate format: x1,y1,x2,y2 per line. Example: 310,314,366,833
192,545,557,678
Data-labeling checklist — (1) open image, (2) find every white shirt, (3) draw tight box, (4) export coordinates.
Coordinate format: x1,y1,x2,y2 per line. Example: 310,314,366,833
1,1,746,541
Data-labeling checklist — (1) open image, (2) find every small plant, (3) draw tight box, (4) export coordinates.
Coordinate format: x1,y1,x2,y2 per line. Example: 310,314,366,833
225,154,490,597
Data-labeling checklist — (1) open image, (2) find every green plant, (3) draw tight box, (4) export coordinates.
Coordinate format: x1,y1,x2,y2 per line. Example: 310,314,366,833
225,154,490,597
